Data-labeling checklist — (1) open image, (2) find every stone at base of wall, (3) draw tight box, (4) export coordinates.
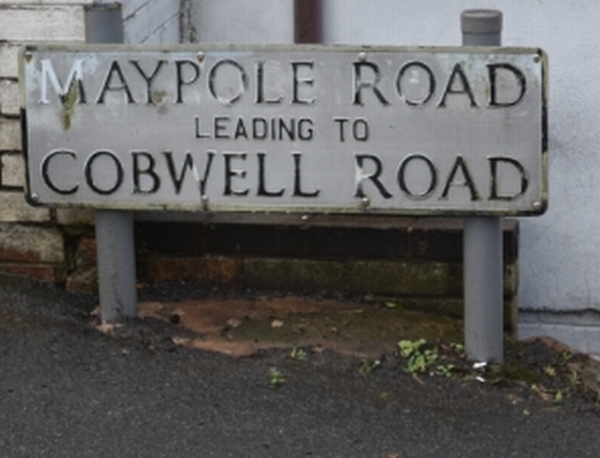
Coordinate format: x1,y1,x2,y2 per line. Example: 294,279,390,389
65,266,97,293
0,263,65,284
142,254,518,330
0,224,64,263
519,310,600,360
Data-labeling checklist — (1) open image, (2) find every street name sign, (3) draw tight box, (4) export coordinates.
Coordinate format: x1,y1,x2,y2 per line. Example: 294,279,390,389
20,44,547,215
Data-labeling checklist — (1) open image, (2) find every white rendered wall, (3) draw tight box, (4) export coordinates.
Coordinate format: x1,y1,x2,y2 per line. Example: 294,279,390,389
322,1,600,357
122,0,180,44
182,0,294,44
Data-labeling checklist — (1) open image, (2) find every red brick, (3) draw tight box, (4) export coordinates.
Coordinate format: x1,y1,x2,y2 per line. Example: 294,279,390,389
147,256,243,286
0,263,65,284
75,236,97,268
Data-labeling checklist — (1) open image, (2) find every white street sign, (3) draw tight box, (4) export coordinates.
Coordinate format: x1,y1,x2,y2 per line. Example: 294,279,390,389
21,44,547,215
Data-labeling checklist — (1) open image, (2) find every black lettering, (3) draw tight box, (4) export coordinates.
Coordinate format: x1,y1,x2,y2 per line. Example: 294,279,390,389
39,59,87,105
132,151,160,194
214,116,230,139
397,154,437,199
253,118,268,140
352,118,369,141
163,150,214,195
487,63,527,107
489,156,529,200
84,150,123,195
208,59,248,105
354,154,392,198
438,63,478,108
194,116,210,138
292,153,320,197
352,61,390,106
233,118,249,140
96,61,135,104
440,156,480,200
291,62,315,105
41,150,78,195
175,60,200,104
396,61,436,106
334,118,349,142
256,61,283,104
223,152,249,196
298,118,314,141
278,118,295,141
129,60,166,104
257,153,285,197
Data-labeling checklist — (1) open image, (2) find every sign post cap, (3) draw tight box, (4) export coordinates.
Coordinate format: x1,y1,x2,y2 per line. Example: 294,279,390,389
461,9,503,34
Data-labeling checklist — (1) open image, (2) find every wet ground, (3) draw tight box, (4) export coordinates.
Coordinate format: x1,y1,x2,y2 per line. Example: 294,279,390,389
1,274,600,457
135,288,463,357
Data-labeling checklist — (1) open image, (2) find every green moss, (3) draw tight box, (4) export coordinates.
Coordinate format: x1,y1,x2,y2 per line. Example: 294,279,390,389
60,81,79,130
498,363,540,385
153,90,167,104
227,303,463,348
345,261,449,296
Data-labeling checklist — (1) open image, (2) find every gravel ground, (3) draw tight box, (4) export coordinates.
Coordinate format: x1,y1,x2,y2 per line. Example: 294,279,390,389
1,274,599,457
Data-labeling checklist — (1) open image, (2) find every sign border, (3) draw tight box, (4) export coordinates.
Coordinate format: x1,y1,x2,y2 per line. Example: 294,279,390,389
20,43,548,217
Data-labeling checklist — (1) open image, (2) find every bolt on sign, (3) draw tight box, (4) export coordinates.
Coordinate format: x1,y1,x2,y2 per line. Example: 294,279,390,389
20,44,547,215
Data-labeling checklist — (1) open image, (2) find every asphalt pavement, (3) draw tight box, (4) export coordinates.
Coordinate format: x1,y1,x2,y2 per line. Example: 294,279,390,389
1,273,599,457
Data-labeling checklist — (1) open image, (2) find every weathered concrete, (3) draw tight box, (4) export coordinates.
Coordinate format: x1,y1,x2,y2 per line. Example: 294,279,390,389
0,223,64,264
0,4,85,41
0,117,20,150
0,193,50,223
0,79,18,116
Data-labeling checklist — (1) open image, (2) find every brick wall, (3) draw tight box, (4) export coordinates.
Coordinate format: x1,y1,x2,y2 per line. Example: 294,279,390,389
0,1,87,285
0,0,179,289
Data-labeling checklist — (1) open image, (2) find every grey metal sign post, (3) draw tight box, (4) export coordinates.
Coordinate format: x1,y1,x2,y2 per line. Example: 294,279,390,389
85,4,137,323
462,9,504,363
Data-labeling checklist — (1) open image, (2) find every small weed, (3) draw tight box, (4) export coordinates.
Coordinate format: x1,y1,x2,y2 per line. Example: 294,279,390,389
384,301,401,310
554,390,564,404
560,351,573,362
544,366,557,378
398,339,439,374
450,342,464,354
569,370,580,388
498,364,540,386
437,364,455,378
289,348,308,361
359,358,382,375
269,368,285,389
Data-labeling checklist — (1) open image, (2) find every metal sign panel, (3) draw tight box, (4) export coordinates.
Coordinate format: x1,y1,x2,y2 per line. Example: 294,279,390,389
20,44,547,215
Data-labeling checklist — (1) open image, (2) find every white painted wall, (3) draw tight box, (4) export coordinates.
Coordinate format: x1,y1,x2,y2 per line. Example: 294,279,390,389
70,0,180,44
321,0,600,357
121,0,180,44
182,0,294,44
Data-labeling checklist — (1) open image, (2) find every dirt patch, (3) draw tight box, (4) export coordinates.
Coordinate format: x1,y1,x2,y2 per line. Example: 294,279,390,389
137,295,462,358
